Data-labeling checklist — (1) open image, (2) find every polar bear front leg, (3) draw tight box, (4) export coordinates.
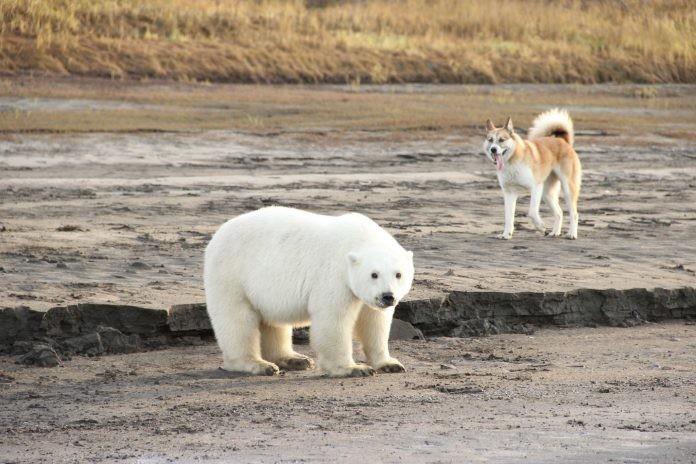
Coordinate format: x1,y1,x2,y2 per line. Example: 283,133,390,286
355,306,405,373
260,323,314,371
310,302,374,378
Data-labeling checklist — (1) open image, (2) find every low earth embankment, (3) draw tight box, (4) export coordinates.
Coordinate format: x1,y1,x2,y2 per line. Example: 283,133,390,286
3,287,695,367
1,0,694,84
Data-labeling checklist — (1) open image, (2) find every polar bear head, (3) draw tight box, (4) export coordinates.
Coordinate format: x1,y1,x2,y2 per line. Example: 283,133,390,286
347,248,414,310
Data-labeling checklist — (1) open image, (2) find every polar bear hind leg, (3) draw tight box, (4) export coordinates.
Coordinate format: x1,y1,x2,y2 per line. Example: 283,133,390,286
208,292,280,376
260,323,314,371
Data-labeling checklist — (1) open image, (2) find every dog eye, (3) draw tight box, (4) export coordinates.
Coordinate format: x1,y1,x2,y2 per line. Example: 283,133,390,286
488,137,493,142
371,272,378,279
499,138,506,142
396,272,402,279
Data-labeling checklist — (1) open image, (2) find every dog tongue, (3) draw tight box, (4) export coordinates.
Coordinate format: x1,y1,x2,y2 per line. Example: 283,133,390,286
495,154,504,171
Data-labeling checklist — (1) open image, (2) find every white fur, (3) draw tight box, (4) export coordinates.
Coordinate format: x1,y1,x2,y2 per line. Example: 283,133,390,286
204,206,414,377
495,155,541,239
528,108,575,146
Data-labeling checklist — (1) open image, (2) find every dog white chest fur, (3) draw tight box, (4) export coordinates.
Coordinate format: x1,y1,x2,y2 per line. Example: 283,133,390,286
204,206,414,377
497,162,537,193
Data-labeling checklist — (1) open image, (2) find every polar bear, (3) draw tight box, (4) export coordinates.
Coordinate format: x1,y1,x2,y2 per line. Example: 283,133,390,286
204,206,414,377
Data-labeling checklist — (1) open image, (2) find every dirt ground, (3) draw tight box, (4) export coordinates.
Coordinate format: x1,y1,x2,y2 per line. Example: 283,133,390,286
1,79,695,310
2,323,696,463
1,78,696,462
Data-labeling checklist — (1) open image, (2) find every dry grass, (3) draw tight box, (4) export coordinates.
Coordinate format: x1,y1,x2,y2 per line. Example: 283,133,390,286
1,0,695,83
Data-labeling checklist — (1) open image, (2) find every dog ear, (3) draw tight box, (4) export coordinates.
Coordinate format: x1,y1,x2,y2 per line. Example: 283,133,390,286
486,119,495,131
504,117,514,133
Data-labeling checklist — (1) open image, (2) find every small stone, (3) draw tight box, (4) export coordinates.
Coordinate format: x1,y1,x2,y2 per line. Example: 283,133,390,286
61,333,104,356
177,335,205,346
56,262,68,269
130,261,150,270
56,225,84,232
0,306,45,348
18,343,61,367
168,303,211,332
389,318,425,340
97,326,141,354
11,340,33,355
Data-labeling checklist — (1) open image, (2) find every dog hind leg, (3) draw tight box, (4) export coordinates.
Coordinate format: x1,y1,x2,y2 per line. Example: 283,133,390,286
544,176,563,237
560,174,579,239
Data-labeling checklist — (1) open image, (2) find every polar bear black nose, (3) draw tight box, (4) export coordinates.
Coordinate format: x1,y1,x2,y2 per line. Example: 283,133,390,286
381,292,395,305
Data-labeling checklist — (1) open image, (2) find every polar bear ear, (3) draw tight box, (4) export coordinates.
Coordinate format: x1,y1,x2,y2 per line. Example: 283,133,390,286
347,252,360,266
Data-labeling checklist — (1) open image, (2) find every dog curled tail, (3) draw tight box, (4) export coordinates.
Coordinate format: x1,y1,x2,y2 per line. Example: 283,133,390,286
528,108,574,147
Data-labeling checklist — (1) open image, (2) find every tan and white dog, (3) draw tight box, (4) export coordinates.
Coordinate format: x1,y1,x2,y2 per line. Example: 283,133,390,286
483,108,582,240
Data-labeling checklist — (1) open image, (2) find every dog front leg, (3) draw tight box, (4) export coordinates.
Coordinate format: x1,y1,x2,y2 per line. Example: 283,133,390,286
498,191,517,239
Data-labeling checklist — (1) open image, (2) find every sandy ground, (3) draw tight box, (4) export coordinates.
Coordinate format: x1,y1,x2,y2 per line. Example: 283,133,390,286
1,81,695,310
2,323,696,463
1,79,696,462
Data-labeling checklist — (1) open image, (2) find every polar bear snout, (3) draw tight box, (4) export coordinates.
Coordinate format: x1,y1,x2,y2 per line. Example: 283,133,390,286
381,292,395,306
373,292,397,309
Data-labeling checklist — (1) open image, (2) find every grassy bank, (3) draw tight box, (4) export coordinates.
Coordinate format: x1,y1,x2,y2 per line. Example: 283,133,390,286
1,0,695,84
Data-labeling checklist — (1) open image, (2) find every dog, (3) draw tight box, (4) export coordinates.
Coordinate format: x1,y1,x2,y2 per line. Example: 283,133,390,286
483,108,582,240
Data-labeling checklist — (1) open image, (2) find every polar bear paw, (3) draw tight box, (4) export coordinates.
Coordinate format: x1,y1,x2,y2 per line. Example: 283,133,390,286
222,359,280,376
324,363,376,378
346,364,376,377
275,355,315,371
375,359,405,374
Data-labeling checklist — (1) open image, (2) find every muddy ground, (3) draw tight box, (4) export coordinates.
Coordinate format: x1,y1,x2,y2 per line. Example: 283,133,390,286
2,324,696,463
1,78,696,462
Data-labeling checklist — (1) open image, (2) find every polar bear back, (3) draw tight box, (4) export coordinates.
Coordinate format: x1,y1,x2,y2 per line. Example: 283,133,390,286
204,206,402,322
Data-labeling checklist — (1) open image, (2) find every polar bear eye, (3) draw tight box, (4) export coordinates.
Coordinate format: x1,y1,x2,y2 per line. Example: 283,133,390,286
396,272,402,279
371,272,378,279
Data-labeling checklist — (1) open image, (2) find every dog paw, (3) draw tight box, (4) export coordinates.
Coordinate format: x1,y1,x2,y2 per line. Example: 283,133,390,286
566,233,577,240
546,230,561,237
497,233,512,240
530,219,546,233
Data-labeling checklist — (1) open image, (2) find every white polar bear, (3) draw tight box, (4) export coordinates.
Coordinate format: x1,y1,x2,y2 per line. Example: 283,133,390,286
204,206,414,377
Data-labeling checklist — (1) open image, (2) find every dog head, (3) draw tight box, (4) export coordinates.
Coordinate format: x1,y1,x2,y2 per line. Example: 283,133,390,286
483,117,516,171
